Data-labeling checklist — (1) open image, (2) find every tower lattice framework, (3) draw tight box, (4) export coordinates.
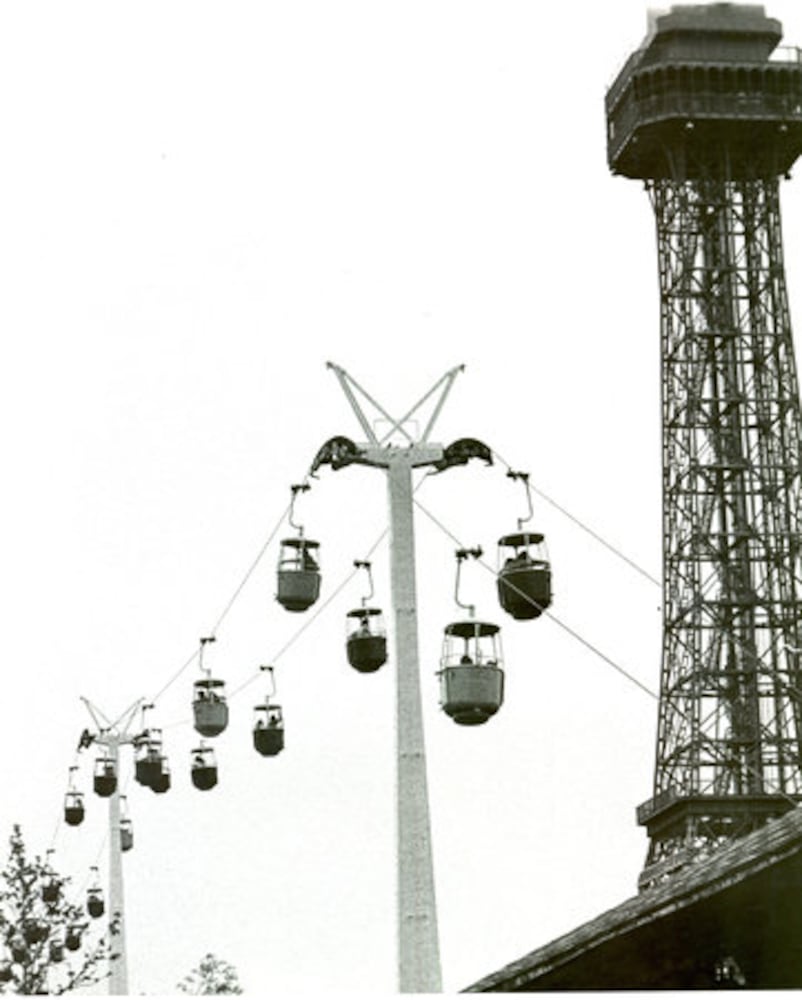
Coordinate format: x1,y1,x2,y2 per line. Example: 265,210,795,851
606,3,802,889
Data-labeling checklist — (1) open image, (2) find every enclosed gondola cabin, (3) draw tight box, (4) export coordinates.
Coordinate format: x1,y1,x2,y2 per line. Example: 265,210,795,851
65,927,82,952
135,739,165,788
93,756,117,797
253,703,285,756
49,940,64,964
276,537,321,612
346,607,387,673
42,877,61,904
191,746,218,790
438,620,505,725
64,791,84,827
150,760,171,794
86,888,104,919
193,677,229,737
120,818,134,853
497,531,552,620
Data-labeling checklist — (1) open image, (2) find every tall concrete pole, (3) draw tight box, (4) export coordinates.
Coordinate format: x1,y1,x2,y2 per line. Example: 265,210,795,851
81,698,139,996
322,363,475,993
106,735,128,995
387,453,442,994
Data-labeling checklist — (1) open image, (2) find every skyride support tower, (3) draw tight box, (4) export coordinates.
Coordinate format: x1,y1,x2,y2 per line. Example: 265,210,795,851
606,3,802,890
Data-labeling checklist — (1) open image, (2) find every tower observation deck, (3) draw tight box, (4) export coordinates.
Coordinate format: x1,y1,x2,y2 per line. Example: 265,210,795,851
606,4,802,891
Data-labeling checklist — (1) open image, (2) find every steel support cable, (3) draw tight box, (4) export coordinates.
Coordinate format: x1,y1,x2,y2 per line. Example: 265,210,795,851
413,496,802,812
486,449,802,790
489,447,662,588
413,497,660,701
157,526,391,727
231,526,391,701
222,466,436,701
160,467,428,719
147,499,293,706
48,504,293,863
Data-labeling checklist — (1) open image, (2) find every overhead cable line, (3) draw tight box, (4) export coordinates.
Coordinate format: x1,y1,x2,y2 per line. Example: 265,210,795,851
490,447,662,588
147,499,293,706
413,497,660,702
414,495,802,813
225,526,390,701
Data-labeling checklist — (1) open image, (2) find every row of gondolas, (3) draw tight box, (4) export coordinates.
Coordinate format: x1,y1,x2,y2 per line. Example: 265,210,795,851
61,472,553,832
0,864,107,978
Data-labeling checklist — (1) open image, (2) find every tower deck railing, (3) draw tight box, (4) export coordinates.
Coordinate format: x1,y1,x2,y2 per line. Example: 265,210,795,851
607,44,802,114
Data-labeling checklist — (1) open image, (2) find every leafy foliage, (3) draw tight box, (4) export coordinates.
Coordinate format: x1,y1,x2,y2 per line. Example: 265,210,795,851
177,953,244,994
0,825,118,994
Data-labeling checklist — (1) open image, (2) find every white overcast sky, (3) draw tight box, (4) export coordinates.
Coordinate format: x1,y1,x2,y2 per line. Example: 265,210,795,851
2,1,802,995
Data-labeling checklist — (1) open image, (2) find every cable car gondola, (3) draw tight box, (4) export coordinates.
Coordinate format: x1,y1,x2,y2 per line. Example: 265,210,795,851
87,871,104,919
191,744,218,791
87,890,104,919
93,755,117,798
42,878,60,904
49,939,65,964
42,853,61,904
497,471,552,620
151,759,171,794
438,549,505,726
65,927,82,952
277,537,321,611
134,730,168,790
120,796,134,852
497,532,552,620
276,484,321,612
120,818,134,852
64,768,84,826
345,561,387,673
64,791,84,826
192,637,229,738
439,621,505,725
253,666,285,757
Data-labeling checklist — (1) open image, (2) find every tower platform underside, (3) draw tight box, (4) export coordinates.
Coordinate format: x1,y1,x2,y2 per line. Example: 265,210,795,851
607,61,802,179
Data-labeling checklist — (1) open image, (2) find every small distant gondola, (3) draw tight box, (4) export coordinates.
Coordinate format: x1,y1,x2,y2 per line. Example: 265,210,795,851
64,767,85,826
64,790,85,827
253,666,285,757
120,797,134,852
87,870,105,919
191,745,218,791
192,637,229,738
93,755,117,798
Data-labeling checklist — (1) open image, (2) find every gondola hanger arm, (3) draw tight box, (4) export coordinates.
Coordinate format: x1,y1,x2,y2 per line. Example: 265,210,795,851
507,470,533,530
259,664,277,699
454,547,482,617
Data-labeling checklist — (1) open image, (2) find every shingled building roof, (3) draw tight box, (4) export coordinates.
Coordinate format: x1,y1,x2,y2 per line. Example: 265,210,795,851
465,806,802,991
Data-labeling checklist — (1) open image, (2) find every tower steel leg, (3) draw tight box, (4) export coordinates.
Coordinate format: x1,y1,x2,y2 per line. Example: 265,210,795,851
640,173,802,886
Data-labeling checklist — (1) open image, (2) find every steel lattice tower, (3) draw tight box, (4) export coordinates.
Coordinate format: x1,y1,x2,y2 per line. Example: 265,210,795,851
606,3,802,890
